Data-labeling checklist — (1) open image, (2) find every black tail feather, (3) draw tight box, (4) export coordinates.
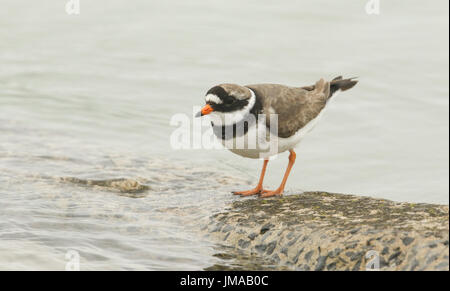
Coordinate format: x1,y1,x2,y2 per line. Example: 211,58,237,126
329,77,358,97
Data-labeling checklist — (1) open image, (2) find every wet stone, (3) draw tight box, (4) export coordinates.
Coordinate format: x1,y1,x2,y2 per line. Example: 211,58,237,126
272,254,281,264
345,242,358,249
211,225,222,233
266,241,277,255
402,237,415,246
328,248,342,258
304,250,314,262
238,239,250,249
236,229,246,235
380,256,389,268
350,251,364,262
247,232,258,241
387,238,396,244
388,251,402,262
287,235,301,247
255,244,267,253
352,259,362,271
428,242,438,248
345,251,354,258
260,231,271,243
293,248,304,264
315,256,327,271
366,238,375,246
260,223,274,235
222,225,234,233
327,262,337,271
349,228,361,234
213,253,234,260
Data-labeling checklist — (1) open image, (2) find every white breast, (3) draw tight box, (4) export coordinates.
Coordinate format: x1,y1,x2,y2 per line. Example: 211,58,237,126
223,102,329,159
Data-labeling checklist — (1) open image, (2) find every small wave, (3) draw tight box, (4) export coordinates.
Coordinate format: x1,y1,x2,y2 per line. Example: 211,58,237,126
60,177,151,194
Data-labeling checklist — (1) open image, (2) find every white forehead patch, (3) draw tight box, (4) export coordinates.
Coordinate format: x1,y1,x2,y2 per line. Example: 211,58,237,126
205,94,223,104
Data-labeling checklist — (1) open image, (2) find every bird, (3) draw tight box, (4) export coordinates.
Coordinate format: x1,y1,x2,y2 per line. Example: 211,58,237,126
195,76,358,198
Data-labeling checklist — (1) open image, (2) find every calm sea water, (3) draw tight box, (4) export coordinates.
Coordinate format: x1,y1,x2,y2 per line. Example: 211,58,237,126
0,0,448,270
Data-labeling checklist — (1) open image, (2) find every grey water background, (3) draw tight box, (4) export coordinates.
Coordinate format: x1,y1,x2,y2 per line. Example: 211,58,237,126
0,0,448,270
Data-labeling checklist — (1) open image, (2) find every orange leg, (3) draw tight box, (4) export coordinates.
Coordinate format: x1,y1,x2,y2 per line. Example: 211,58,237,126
233,159,269,196
260,149,296,198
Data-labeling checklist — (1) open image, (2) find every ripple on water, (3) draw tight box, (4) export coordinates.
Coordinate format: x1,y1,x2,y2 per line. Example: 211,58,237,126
1,153,252,270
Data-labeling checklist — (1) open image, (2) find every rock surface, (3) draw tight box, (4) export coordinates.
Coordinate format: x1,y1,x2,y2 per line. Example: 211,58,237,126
205,192,449,271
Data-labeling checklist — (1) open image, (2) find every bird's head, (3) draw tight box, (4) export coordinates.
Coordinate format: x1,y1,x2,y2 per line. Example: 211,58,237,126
195,84,255,125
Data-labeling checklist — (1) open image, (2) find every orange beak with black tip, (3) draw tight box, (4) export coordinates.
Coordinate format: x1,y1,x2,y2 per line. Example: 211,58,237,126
195,104,214,117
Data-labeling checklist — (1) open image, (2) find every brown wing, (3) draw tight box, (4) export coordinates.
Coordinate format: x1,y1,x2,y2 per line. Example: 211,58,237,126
246,79,330,138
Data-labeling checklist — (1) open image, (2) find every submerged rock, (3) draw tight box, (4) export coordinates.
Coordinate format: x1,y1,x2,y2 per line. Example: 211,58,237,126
60,177,150,194
205,192,449,271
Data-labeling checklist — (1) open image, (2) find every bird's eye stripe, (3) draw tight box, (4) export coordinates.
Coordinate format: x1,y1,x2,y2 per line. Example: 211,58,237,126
205,94,223,104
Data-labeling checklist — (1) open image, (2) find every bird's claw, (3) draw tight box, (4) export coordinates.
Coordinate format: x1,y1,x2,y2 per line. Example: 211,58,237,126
232,188,266,196
259,189,283,198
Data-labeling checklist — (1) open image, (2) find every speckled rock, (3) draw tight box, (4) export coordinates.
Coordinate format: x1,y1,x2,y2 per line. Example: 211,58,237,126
205,192,449,271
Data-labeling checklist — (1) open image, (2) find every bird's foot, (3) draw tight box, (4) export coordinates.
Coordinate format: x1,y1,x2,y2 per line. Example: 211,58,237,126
259,189,283,198
232,187,266,196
